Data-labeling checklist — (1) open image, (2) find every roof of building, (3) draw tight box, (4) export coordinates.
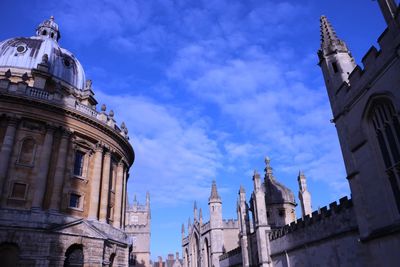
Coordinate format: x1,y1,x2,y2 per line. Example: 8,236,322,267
0,16,86,90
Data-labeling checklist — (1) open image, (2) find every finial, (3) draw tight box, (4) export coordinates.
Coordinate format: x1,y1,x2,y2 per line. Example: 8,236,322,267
199,208,203,219
181,223,185,233
265,156,270,167
50,15,55,21
121,122,126,129
109,109,114,117
101,104,106,112
194,201,197,210
85,79,92,89
239,185,245,194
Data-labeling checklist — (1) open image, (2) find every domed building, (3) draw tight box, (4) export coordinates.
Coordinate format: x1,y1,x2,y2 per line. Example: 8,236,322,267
0,16,134,266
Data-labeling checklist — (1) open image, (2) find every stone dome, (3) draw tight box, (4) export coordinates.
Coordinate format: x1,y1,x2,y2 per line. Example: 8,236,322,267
0,16,86,90
264,158,296,205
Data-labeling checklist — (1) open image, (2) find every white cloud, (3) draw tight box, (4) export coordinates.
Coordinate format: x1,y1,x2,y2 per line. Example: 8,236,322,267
94,91,222,206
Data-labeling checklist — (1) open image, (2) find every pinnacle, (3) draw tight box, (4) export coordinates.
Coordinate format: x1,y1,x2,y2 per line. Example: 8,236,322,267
318,15,349,58
209,180,221,201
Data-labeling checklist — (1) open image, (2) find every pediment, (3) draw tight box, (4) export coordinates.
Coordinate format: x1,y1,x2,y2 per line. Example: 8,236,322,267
50,219,107,239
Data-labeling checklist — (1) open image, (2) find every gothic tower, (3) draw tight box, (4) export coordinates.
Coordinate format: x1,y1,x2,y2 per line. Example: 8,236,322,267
208,181,224,267
319,1,400,265
298,171,312,218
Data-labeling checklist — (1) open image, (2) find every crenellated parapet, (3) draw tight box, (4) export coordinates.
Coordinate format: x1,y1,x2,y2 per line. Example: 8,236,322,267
223,219,239,229
269,196,355,241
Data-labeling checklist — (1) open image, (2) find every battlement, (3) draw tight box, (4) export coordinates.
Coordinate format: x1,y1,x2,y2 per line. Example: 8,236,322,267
270,196,354,241
331,14,400,118
223,219,239,229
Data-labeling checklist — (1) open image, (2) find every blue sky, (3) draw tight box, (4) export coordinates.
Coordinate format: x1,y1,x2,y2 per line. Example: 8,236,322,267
1,0,389,260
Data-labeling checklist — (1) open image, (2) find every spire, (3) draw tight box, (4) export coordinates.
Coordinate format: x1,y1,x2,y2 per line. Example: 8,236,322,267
377,0,398,25
181,223,185,234
193,201,198,221
133,194,137,206
199,208,203,224
253,170,262,192
298,170,312,218
264,156,274,180
298,170,307,192
209,180,221,202
146,191,150,206
318,15,350,60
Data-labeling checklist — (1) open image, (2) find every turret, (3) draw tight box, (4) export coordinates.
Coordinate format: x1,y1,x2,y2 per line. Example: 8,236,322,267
251,170,272,267
208,181,223,267
238,186,250,267
318,15,356,106
298,171,312,218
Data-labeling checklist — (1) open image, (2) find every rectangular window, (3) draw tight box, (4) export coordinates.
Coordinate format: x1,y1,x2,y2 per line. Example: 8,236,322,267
10,183,27,199
73,151,85,176
69,193,80,208
332,62,339,73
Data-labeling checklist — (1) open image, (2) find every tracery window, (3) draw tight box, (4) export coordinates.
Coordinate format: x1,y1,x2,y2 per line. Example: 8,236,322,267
370,100,400,212
17,138,36,166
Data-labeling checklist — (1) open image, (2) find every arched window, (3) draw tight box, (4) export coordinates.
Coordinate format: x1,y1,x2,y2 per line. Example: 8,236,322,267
64,244,84,267
18,138,36,165
0,242,19,266
42,30,47,36
370,100,400,212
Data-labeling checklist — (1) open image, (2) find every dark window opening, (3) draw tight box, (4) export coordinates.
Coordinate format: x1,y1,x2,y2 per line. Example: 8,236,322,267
42,30,47,36
11,183,26,199
69,193,80,208
278,209,284,217
64,244,83,267
51,32,54,38
73,151,85,176
332,62,339,73
0,243,19,267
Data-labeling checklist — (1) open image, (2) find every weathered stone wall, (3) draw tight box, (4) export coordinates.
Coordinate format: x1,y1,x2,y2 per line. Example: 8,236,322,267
269,197,364,267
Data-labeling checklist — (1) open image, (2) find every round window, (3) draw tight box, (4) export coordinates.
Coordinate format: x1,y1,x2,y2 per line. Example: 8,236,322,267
63,58,71,68
16,45,27,54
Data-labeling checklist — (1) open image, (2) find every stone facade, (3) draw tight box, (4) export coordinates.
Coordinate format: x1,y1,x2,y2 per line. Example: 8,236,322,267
0,17,135,266
126,194,151,267
182,182,240,267
219,1,400,266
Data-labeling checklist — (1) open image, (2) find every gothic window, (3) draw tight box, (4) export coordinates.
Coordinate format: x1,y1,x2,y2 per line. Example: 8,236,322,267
17,138,36,165
73,151,85,177
10,182,27,199
64,244,84,267
0,243,19,267
370,100,400,212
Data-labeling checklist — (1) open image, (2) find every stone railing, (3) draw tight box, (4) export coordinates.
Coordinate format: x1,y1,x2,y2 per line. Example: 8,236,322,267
26,87,50,100
75,102,98,117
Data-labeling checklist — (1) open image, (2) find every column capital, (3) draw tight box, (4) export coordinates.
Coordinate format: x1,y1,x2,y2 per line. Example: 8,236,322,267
45,123,57,132
59,127,72,138
7,115,21,126
94,143,104,153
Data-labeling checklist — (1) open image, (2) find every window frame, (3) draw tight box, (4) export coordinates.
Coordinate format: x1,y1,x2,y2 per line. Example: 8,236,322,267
16,137,36,167
67,191,84,212
8,181,28,200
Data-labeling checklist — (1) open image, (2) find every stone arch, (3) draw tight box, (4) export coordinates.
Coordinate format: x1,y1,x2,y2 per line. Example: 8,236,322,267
0,242,19,267
17,137,36,165
64,244,84,267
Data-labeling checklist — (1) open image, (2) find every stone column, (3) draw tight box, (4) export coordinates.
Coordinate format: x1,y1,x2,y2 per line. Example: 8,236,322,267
121,169,128,228
49,129,70,211
32,125,55,209
88,145,103,220
99,150,111,223
113,161,124,228
0,116,19,197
